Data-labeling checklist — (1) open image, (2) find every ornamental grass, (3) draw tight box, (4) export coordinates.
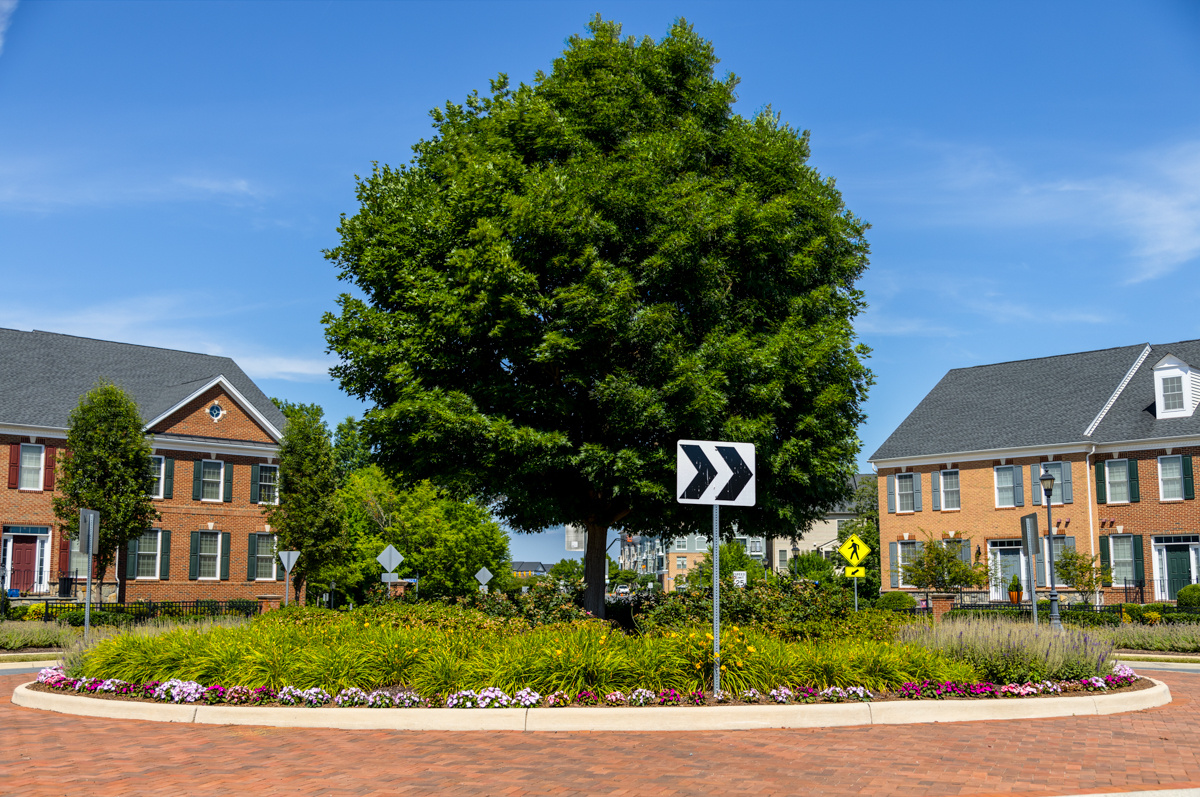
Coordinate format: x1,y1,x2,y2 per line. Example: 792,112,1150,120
1093,622,1200,653
0,620,80,650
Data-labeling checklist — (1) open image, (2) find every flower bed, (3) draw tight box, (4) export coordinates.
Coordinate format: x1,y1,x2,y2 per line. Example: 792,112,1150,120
33,664,1142,708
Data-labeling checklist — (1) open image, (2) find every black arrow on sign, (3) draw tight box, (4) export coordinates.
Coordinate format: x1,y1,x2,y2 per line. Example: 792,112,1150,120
680,444,717,500
715,446,753,501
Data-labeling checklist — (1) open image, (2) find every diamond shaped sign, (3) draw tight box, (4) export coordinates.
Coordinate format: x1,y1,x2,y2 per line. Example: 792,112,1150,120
377,545,404,573
475,566,493,585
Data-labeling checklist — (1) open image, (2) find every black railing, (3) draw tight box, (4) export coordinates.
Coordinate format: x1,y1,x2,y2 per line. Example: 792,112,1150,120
35,598,261,624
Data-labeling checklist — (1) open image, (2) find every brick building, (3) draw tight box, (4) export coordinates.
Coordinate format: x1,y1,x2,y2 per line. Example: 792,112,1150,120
871,340,1200,604
1,329,287,603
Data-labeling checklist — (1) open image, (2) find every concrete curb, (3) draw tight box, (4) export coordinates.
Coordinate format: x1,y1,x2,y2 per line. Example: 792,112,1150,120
0,659,60,672
9,679,1171,731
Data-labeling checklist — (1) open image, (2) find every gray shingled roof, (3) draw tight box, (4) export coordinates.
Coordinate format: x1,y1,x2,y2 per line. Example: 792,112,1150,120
0,329,286,436
1091,339,1200,443
871,343,1149,460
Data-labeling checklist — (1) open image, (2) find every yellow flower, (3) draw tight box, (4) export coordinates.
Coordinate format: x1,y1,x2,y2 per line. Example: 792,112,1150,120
746,646,756,653
721,665,726,671
706,633,713,640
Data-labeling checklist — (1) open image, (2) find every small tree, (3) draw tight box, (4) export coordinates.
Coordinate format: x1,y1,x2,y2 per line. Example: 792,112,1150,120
1054,548,1111,604
901,531,989,592
789,550,835,581
265,400,343,603
332,416,372,485
53,381,159,590
549,558,584,583
685,543,765,588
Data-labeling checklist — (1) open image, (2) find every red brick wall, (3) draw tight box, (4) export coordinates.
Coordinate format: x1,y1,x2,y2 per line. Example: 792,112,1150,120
151,386,275,443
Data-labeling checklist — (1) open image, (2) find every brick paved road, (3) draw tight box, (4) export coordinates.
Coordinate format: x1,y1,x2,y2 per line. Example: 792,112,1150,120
3,671,1198,797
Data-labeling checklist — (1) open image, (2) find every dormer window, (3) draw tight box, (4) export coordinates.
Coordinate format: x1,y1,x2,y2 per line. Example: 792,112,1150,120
1153,355,1195,420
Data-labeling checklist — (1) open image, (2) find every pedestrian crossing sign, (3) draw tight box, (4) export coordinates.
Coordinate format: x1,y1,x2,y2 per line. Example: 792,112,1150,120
838,534,871,566
844,567,866,578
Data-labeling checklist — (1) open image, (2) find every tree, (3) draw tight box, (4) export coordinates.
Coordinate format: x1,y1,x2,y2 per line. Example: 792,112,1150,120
901,531,989,592
788,550,835,581
265,400,343,603
1054,548,1111,604
549,558,584,583
837,475,881,597
52,381,159,590
685,543,766,588
323,17,872,616
336,465,511,600
333,416,372,484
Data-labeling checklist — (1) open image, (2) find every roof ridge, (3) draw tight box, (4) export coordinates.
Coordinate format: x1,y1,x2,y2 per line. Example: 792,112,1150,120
944,341,1152,373
1084,344,1153,437
20,329,235,361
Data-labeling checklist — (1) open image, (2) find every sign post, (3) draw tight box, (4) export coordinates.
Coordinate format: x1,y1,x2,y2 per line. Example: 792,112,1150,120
676,439,755,695
78,509,99,641
278,551,300,606
838,534,872,612
1020,513,1040,628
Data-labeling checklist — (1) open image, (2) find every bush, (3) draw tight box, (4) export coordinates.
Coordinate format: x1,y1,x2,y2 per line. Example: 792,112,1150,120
1061,610,1120,627
875,591,917,611
1163,612,1200,625
58,610,132,628
1122,603,1144,623
1176,584,1200,608
7,605,29,621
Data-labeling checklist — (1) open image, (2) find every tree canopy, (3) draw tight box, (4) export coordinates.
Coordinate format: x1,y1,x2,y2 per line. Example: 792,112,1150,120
52,381,159,587
684,542,766,589
323,17,872,614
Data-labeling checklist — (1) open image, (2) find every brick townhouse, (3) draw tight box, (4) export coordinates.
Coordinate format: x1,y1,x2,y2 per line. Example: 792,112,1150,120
1,329,288,603
871,339,1200,604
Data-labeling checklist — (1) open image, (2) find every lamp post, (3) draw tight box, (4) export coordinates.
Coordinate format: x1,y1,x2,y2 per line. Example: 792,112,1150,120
1039,467,1063,631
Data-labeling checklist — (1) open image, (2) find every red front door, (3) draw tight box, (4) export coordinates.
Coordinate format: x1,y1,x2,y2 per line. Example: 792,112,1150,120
10,536,38,591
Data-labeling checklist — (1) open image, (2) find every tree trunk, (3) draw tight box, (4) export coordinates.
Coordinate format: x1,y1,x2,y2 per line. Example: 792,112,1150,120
583,519,608,619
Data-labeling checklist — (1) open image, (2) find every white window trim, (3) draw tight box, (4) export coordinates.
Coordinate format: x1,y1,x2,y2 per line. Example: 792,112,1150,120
988,540,1030,601
255,533,277,581
940,469,961,511
149,456,165,500
993,465,1016,508
1109,533,1136,588
197,530,222,580
136,530,161,580
1040,462,1065,506
201,460,224,503
1044,535,1068,589
1149,536,1200,602
1154,358,1193,420
1105,459,1130,505
1,528,51,594
18,444,44,492
257,464,279,506
897,540,918,589
675,537,687,551
1158,455,1184,502
896,473,915,513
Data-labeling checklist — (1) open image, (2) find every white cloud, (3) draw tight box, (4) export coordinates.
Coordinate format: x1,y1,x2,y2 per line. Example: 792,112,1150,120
0,1,17,57
0,295,332,383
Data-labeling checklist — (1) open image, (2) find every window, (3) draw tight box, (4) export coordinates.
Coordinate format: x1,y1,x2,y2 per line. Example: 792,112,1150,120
675,537,687,551
1046,536,1068,588
734,538,747,550
676,556,687,570
750,538,763,554
1110,535,1135,586
136,530,160,579
68,536,89,576
197,531,220,579
19,444,43,490
897,540,918,588
941,470,960,510
1162,376,1185,412
1040,462,1065,505
1106,459,1129,503
1160,455,1183,501
778,550,787,569
258,465,279,505
897,473,915,512
201,461,223,501
836,519,849,531
994,466,1015,507
256,534,277,580
149,456,164,499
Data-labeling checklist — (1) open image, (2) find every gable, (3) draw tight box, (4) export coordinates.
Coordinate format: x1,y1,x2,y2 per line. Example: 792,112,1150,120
149,385,277,443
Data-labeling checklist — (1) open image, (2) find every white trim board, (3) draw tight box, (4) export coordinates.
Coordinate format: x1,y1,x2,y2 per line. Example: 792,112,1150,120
142,375,282,442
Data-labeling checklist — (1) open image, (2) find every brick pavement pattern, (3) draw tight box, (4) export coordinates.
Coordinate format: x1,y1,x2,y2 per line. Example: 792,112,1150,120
3,671,1199,797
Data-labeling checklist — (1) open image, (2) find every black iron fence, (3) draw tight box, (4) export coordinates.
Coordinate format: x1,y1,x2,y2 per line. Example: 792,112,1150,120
34,598,261,624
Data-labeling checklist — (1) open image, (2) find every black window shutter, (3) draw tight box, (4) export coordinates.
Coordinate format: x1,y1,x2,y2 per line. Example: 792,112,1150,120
159,530,171,580
1099,536,1111,587
164,458,174,499
1013,467,1024,506
1184,455,1195,501
1030,465,1042,506
192,460,203,501
247,534,259,580
1128,459,1140,503
250,464,260,504
189,531,200,579
223,463,233,503
277,542,285,581
888,542,899,588
126,538,139,580
1095,461,1106,504
1132,535,1144,582
220,532,231,580
931,471,940,511
886,475,895,513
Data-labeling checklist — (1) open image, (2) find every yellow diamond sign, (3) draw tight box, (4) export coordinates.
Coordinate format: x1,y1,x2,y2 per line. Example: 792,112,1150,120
838,534,871,566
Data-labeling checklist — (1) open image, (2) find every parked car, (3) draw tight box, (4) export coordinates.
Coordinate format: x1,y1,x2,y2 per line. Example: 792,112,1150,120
614,585,631,597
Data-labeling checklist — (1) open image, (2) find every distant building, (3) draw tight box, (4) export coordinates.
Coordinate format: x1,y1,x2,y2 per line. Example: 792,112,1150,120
511,561,548,578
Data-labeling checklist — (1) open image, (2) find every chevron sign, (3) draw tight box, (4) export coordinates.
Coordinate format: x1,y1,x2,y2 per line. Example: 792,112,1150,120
676,440,756,506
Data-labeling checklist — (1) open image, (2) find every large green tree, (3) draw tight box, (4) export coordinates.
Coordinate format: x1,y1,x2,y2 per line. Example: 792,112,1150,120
265,400,343,602
52,381,159,589
323,17,872,616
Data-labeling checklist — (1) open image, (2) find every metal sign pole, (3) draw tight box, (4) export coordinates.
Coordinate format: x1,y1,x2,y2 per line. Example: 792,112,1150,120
712,503,721,694
284,569,290,607
854,576,858,612
78,509,98,644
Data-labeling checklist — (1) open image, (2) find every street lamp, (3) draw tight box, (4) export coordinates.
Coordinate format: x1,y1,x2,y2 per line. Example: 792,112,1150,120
1039,467,1063,631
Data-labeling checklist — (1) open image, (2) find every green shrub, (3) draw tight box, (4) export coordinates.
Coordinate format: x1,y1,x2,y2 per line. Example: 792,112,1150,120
58,610,132,628
1176,585,1200,608
1061,610,1120,627
875,591,917,611
1163,612,1200,625
7,605,29,621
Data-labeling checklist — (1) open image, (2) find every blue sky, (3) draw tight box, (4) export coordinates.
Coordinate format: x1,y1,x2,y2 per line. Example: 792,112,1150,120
2,1,1199,565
